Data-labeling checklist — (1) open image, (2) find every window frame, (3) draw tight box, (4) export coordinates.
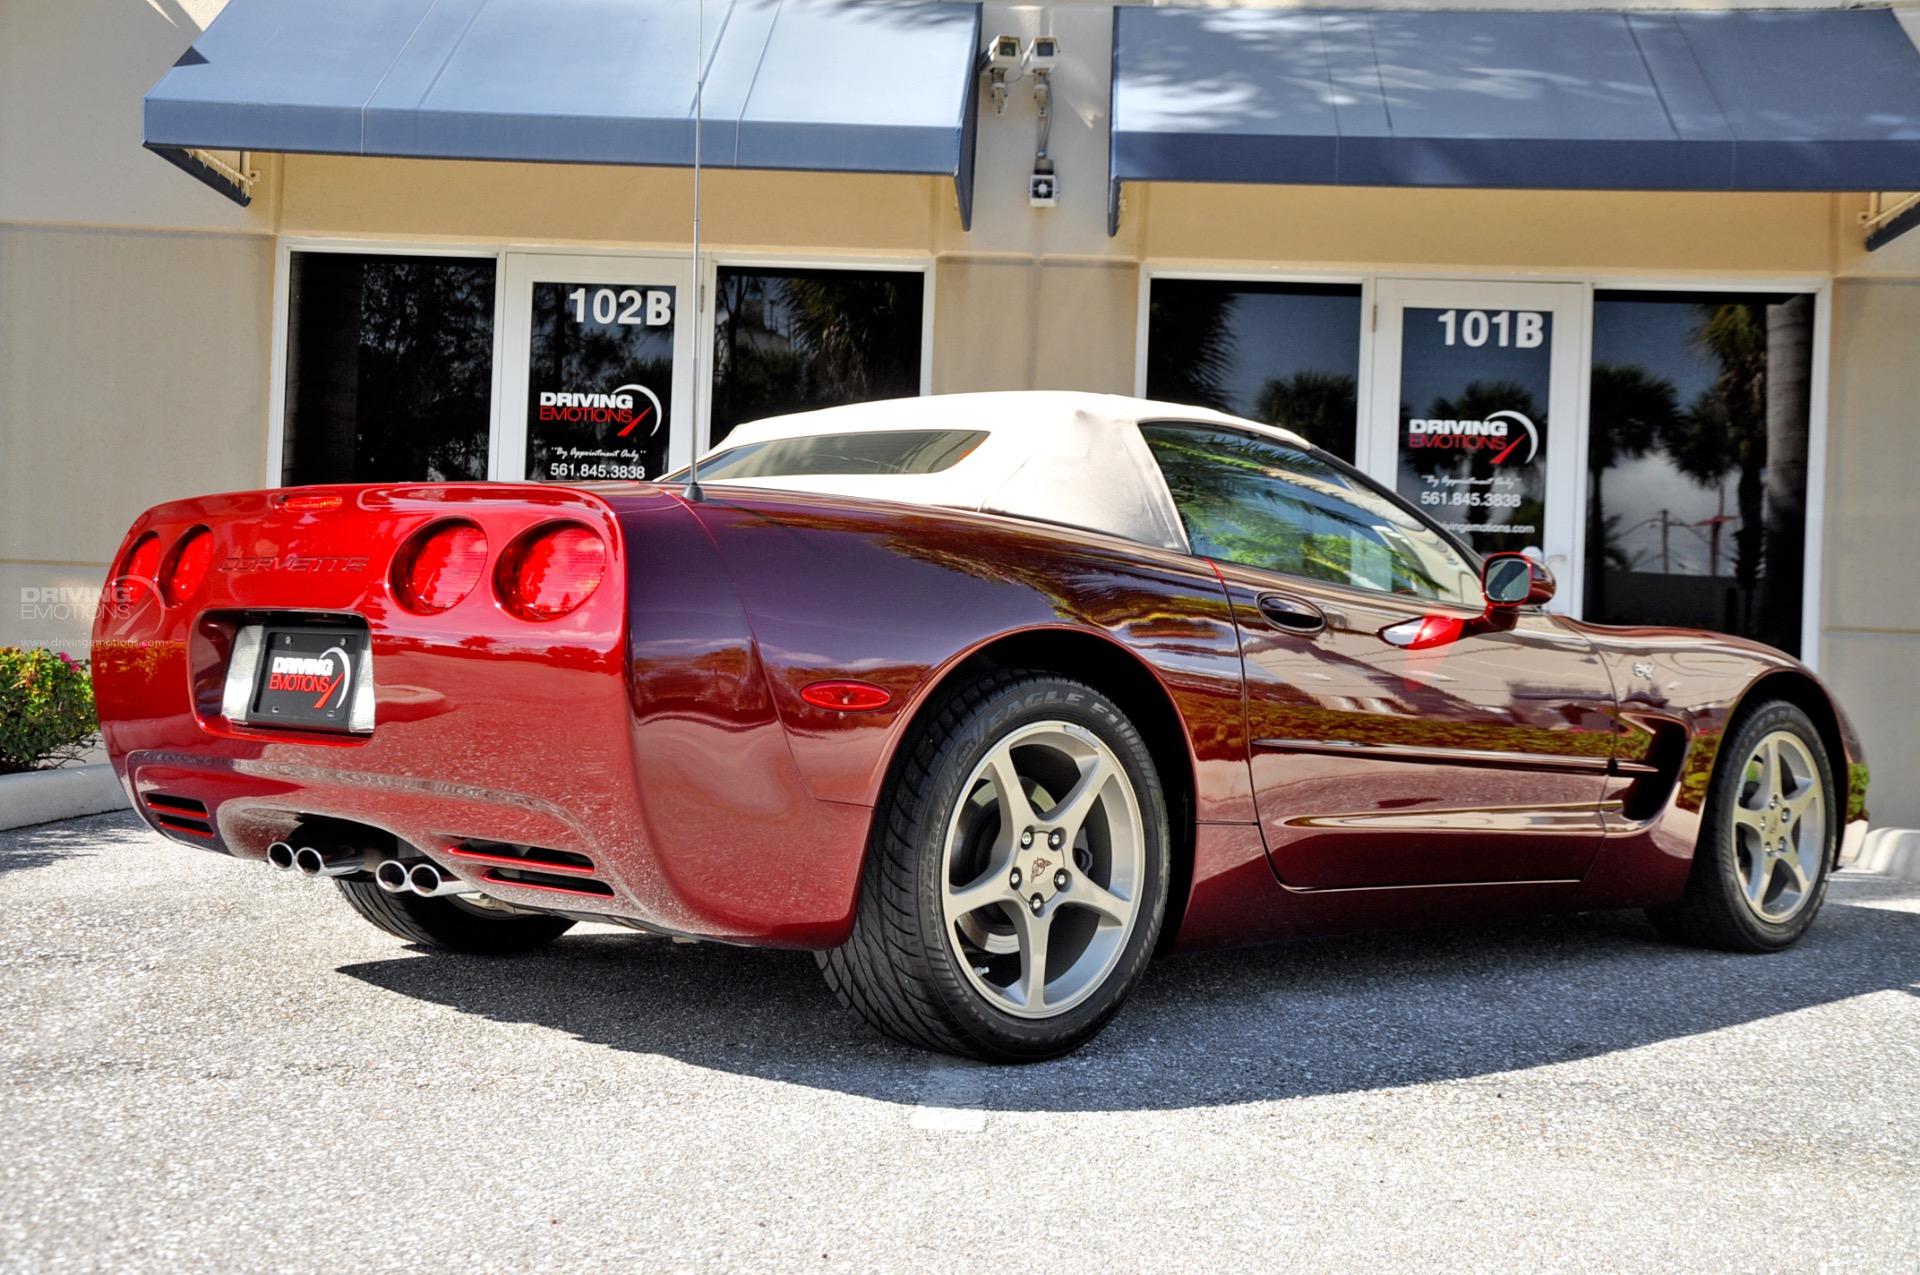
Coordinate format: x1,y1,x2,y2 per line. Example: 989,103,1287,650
1136,265,1831,667
268,238,510,489
699,251,936,454
268,239,935,489
1139,417,1487,608
1135,270,1374,465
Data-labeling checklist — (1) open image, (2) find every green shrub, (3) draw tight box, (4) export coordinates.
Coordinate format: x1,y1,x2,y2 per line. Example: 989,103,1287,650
0,647,98,774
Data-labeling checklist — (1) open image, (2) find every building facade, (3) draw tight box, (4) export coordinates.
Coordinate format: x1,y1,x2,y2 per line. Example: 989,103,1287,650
2,0,1916,832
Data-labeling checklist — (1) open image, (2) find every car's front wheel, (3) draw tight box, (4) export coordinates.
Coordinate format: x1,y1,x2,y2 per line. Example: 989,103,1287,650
818,672,1170,1061
1648,699,1837,952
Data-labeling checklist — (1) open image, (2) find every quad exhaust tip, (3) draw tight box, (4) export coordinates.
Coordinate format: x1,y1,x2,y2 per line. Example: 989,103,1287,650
293,845,363,878
272,843,480,898
373,858,477,898
406,861,477,897
374,859,414,895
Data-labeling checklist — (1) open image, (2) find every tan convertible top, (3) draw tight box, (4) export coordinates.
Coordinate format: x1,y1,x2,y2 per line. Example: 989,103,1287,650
697,391,1311,553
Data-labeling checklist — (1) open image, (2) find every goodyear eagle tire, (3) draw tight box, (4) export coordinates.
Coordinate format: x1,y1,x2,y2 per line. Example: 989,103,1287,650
818,671,1170,1061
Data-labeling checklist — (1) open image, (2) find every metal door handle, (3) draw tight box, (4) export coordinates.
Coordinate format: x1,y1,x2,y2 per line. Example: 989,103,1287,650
1256,593,1326,635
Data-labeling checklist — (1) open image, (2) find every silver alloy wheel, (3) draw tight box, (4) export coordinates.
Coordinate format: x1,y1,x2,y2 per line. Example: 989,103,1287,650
941,719,1146,1019
1729,729,1827,923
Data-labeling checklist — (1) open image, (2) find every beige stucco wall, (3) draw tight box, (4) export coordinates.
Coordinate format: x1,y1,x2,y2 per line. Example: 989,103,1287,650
1821,280,1920,827
1,0,277,656
0,225,274,654
1137,185,1840,276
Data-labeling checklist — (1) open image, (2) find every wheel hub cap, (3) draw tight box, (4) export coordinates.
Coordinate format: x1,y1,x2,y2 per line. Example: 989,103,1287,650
1012,834,1072,911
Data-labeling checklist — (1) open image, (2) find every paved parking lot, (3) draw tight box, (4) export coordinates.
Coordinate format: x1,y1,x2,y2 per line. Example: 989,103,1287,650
2,811,1917,1273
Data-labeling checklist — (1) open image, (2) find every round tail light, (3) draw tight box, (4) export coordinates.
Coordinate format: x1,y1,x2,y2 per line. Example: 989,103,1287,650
391,521,488,614
161,527,213,606
496,523,607,621
116,533,162,606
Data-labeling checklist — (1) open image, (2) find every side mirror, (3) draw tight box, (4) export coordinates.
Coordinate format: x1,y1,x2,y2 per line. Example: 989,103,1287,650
1481,553,1534,608
1524,558,1556,606
1380,552,1550,652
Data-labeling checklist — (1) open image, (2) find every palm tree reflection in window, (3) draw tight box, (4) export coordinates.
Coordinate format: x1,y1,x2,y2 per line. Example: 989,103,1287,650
1142,425,1477,605
1585,293,1812,652
1146,280,1362,462
710,268,924,447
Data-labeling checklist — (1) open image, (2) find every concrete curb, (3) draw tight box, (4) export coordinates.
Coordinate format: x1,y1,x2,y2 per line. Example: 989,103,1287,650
1850,827,1920,884
0,763,129,832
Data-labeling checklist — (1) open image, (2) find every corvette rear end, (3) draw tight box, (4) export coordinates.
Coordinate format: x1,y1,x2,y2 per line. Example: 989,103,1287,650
92,481,871,947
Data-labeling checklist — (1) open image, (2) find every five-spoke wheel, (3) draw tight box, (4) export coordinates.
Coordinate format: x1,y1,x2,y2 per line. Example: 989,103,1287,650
941,720,1146,1018
1727,729,1827,925
818,672,1169,1061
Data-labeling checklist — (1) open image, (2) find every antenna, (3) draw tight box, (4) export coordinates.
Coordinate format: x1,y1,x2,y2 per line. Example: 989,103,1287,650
683,0,707,503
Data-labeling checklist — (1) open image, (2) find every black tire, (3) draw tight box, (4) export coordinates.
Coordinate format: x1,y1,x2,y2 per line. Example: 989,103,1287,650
817,671,1170,1061
335,879,575,955
1647,699,1837,953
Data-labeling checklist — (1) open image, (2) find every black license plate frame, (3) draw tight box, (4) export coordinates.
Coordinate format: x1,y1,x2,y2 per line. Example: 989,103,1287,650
246,625,367,732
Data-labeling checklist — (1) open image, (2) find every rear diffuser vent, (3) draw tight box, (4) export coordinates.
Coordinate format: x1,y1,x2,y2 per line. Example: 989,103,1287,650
481,867,615,899
445,840,597,876
143,792,213,840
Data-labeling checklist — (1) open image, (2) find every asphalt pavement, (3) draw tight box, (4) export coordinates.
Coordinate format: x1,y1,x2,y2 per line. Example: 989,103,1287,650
3,811,1916,1273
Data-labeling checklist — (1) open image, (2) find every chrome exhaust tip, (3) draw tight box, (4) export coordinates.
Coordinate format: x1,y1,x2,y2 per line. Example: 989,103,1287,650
407,862,477,898
374,859,414,895
293,845,363,878
265,841,297,871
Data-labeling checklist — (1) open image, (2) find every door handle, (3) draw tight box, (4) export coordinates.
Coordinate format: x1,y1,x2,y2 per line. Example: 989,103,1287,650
1256,592,1326,635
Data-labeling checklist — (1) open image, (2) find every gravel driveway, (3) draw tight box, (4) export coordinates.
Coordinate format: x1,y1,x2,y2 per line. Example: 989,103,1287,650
3,812,1916,1273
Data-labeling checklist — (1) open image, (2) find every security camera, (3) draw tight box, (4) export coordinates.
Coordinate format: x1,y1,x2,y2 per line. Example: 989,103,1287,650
1023,36,1060,76
985,34,1022,113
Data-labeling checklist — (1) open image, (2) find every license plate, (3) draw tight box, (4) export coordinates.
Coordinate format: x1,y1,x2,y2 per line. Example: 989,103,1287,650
247,627,368,732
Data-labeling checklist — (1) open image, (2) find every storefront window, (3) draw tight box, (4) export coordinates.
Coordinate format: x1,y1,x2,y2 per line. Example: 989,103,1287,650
709,266,925,446
1145,279,1362,461
282,253,495,485
1586,291,1814,654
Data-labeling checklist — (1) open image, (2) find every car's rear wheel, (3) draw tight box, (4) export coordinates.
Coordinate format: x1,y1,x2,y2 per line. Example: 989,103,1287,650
818,672,1169,1061
335,879,575,954
1648,699,1836,952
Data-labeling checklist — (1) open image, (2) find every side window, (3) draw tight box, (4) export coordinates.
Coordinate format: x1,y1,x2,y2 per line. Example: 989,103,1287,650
1140,423,1480,605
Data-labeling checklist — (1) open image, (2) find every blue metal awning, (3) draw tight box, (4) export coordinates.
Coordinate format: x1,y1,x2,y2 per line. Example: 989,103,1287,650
145,0,983,227
1110,6,1920,234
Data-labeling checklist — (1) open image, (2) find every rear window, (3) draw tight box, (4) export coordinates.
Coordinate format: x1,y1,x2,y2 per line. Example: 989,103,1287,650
670,429,987,482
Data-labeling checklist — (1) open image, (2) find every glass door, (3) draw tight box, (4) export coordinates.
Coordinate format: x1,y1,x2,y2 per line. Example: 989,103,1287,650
1364,280,1586,609
496,253,698,483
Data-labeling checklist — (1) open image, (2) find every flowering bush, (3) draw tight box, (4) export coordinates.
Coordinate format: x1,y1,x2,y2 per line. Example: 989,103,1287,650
0,647,98,774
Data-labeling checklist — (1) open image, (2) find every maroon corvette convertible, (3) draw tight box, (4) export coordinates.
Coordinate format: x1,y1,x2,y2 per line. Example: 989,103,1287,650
94,392,1868,1060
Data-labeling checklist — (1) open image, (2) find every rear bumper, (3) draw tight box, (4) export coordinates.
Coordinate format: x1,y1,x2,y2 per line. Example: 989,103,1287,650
118,748,870,945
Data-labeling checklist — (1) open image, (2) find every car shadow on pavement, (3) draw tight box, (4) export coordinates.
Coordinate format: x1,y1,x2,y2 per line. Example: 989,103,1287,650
338,878,1920,1111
